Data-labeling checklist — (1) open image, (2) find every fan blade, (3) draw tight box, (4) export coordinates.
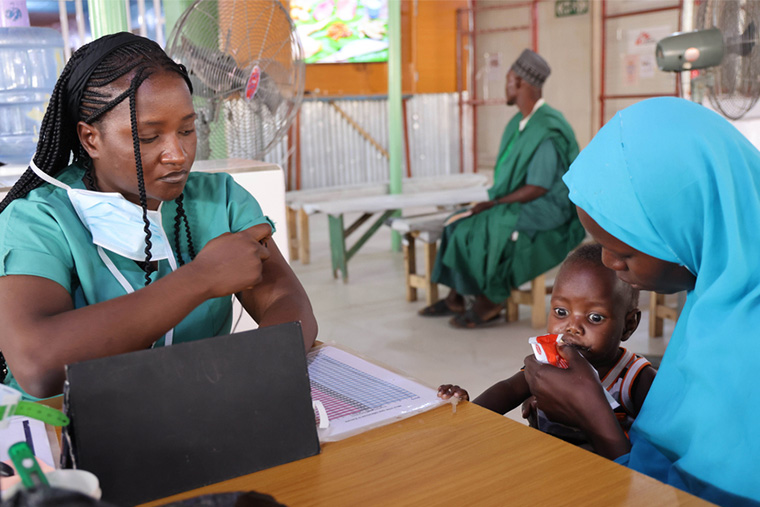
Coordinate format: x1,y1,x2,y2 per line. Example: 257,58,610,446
724,20,756,56
256,69,284,114
176,35,248,98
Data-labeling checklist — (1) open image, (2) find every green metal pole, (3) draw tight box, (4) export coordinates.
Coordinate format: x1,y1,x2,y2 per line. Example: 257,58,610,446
388,0,403,251
88,0,128,39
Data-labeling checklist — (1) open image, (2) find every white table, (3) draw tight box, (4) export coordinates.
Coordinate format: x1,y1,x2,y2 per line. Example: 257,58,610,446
285,173,488,265
313,186,489,281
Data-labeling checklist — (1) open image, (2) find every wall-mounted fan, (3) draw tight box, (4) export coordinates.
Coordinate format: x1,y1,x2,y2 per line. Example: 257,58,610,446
166,0,305,160
656,0,760,120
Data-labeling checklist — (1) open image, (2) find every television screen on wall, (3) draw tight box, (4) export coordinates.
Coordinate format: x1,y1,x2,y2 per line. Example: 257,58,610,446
290,0,388,64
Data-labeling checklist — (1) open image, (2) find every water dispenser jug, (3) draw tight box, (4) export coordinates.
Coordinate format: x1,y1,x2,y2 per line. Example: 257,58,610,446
0,26,64,164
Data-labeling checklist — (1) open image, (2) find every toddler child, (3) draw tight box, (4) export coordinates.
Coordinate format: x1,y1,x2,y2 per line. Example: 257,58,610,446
438,243,656,450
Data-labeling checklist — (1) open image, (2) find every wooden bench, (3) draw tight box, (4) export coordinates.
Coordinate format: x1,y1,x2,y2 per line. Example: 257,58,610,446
286,174,489,265
388,214,552,328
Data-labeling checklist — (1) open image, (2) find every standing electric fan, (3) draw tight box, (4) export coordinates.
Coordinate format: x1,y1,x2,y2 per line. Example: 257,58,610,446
166,0,305,160
656,0,760,120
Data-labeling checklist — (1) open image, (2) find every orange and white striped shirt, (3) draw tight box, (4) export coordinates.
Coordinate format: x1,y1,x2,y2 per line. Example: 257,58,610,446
536,347,652,444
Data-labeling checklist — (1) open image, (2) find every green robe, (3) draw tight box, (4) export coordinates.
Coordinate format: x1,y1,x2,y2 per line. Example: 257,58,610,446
432,103,585,303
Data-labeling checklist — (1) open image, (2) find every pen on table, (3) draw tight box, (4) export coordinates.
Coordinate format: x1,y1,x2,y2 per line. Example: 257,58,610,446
22,419,35,456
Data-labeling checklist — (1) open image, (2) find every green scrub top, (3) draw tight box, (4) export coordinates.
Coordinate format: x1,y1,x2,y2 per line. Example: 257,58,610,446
0,164,274,397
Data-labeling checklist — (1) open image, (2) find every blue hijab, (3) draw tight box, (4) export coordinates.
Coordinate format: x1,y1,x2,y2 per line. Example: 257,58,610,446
564,98,760,505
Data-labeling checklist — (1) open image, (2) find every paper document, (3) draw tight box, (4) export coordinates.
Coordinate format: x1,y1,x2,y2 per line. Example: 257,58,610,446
0,416,55,468
307,345,443,442
444,209,473,226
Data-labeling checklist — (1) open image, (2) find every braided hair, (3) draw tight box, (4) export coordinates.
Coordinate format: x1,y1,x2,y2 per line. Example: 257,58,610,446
0,34,198,281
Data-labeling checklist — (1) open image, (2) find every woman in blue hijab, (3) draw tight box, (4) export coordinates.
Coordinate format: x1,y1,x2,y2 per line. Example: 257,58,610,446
523,97,760,505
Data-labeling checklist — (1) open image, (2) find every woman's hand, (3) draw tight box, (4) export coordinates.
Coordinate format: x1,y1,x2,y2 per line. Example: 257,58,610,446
235,235,318,351
523,344,631,458
189,224,272,299
523,344,606,428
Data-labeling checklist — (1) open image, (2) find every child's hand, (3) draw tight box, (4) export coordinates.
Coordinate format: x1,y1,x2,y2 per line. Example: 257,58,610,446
437,384,469,401
521,395,538,420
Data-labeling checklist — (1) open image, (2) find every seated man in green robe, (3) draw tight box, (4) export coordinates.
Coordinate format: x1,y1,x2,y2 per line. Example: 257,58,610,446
420,49,585,328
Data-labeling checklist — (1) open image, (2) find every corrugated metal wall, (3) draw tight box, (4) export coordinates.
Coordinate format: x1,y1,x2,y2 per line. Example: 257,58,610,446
300,98,389,188
406,93,472,179
261,93,474,190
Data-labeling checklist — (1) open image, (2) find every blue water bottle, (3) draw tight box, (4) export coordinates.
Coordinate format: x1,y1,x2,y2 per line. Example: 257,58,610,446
0,26,64,165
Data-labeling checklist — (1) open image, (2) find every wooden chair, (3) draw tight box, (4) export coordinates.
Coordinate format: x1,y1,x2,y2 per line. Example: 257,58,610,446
506,274,553,329
393,214,450,306
403,230,440,306
648,292,684,337
392,215,555,328
285,206,310,264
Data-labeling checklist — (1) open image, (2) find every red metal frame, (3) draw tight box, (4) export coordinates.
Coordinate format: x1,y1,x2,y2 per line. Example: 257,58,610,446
287,116,297,191
599,0,683,128
531,0,538,52
295,110,302,191
456,0,538,173
402,97,412,178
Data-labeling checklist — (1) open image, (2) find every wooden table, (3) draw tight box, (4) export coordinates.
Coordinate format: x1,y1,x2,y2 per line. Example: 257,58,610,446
141,402,709,507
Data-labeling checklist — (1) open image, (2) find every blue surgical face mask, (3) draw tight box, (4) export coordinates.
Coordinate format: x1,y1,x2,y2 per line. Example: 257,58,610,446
30,159,178,346
30,160,174,262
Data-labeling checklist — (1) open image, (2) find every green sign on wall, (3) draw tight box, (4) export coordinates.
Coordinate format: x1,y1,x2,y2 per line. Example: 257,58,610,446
555,0,589,17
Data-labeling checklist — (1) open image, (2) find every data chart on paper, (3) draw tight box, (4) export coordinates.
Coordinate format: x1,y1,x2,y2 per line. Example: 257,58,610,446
306,345,443,441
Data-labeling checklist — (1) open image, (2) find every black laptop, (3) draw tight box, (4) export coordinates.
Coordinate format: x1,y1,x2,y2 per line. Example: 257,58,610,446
62,322,319,506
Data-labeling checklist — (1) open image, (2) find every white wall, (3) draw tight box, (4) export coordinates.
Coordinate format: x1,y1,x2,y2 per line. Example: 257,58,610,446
537,0,593,148
599,1,681,125
706,101,760,150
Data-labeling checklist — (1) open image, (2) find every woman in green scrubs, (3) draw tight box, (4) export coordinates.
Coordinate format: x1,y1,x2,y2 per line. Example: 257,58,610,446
0,33,317,399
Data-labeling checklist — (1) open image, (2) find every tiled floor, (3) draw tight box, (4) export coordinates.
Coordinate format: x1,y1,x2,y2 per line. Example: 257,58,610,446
289,212,675,424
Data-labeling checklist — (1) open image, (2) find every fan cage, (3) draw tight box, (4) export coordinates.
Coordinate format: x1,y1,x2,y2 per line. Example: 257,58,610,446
166,0,305,160
697,0,760,120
